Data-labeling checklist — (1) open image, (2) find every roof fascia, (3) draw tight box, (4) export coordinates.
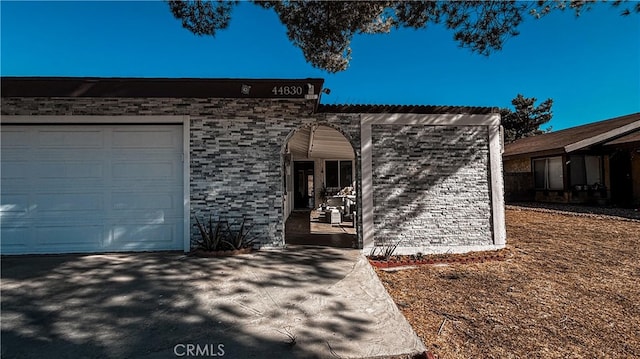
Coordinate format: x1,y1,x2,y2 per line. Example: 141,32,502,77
503,148,566,161
360,113,499,126
564,120,640,153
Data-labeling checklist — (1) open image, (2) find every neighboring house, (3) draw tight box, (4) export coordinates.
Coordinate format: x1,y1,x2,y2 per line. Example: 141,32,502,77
1,77,505,255
503,112,640,207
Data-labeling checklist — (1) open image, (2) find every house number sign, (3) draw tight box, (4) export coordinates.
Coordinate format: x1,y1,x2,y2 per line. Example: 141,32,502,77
271,86,304,96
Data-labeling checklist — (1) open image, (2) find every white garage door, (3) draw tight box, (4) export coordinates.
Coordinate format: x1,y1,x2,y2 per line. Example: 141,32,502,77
1,124,184,254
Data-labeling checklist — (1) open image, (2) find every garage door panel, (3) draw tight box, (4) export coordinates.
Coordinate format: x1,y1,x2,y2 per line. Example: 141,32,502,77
112,161,179,180
1,129,30,148
112,129,179,148
33,179,106,191
0,226,31,250
109,210,165,223
1,161,30,179
35,225,104,247
37,150,108,162
110,224,178,245
37,130,104,148
38,161,104,179
112,192,176,210
36,193,104,212
1,124,184,254
0,194,30,214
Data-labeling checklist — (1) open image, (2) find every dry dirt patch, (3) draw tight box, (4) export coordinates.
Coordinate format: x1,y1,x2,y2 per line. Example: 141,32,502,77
377,208,640,358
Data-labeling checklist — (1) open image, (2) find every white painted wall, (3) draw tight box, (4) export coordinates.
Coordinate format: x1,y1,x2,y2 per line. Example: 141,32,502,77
283,155,294,221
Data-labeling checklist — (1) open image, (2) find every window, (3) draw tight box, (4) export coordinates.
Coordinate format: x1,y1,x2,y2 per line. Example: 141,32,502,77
325,161,339,187
340,160,353,188
569,155,602,187
533,156,563,190
325,160,353,189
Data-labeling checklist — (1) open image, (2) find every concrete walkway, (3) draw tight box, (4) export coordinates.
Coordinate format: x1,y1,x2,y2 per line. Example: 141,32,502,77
1,247,426,358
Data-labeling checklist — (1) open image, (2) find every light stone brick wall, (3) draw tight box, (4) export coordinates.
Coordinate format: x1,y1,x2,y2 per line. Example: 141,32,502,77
2,97,496,251
1,97,361,249
371,125,492,247
503,157,531,173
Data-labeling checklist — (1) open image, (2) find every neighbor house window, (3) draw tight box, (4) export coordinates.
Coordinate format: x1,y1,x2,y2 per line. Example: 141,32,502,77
569,155,602,187
325,160,353,188
533,156,563,190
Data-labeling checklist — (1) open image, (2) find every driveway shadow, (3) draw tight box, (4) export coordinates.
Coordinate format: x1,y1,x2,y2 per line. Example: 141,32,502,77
1,247,424,358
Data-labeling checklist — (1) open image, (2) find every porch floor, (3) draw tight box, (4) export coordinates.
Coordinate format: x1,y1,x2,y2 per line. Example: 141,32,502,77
285,210,357,248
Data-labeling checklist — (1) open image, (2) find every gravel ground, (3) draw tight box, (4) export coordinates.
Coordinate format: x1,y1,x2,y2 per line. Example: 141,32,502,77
377,208,640,358
507,201,640,221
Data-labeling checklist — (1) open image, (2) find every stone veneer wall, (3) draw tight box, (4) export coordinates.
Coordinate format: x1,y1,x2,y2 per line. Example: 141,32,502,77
503,157,531,173
371,125,492,248
1,97,362,249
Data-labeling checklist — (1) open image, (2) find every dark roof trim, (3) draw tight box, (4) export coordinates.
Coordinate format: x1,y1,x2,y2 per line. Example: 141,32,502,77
1,77,325,100
317,104,498,115
1,77,499,115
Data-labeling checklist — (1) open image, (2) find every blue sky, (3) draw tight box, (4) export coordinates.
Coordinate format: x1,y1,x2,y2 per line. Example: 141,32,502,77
1,1,638,130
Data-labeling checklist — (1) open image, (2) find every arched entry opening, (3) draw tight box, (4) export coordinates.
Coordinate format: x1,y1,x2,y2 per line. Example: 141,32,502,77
282,124,358,248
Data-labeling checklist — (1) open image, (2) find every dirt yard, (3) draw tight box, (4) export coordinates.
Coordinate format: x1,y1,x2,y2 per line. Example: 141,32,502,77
377,208,640,358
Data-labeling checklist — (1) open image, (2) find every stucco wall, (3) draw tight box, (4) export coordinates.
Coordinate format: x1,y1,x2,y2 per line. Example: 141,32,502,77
370,125,492,248
1,97,362,249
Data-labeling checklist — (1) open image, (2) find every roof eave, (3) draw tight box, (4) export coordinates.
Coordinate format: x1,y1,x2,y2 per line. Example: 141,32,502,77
564,119,640,153
0,76,326,101
503,148,566,161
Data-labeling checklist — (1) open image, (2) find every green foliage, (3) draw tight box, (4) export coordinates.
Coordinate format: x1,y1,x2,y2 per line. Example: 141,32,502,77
369,240,401,261
194,214,225,251
223,217,255,250
319,185,328,204
501,94,554,143
167,1,639,73
194,213,255,251
167,0,237,36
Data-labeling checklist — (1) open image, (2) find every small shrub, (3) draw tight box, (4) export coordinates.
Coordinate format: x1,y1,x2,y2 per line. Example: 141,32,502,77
369,239,401,261
194,213,255,251
223,217,256,250
194,214,226,251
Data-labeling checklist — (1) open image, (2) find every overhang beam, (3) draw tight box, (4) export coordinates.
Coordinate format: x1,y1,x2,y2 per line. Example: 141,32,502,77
307,125,317,158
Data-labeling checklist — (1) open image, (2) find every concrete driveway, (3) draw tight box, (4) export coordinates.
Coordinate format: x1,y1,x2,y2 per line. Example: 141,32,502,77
1,246,425,358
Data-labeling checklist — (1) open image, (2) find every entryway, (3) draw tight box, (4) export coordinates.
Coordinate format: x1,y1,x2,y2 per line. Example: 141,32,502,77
610,150,634,207
283,124,358,248
285,210,357,248
293,161,315,209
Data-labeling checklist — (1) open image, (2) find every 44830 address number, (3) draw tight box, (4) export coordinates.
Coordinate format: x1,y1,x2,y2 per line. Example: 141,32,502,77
272,86,304,96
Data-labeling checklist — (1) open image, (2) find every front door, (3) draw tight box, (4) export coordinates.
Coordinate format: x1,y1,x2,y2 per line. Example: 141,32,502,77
293,161,314,209
610,150,633,208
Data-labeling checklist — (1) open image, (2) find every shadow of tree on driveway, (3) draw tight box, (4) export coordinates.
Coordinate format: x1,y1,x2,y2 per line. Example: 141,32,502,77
1,247,424,358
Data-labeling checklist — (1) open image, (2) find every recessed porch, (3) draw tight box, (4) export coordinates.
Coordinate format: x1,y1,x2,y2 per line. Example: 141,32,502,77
283,124,359,248
285,210,357,248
